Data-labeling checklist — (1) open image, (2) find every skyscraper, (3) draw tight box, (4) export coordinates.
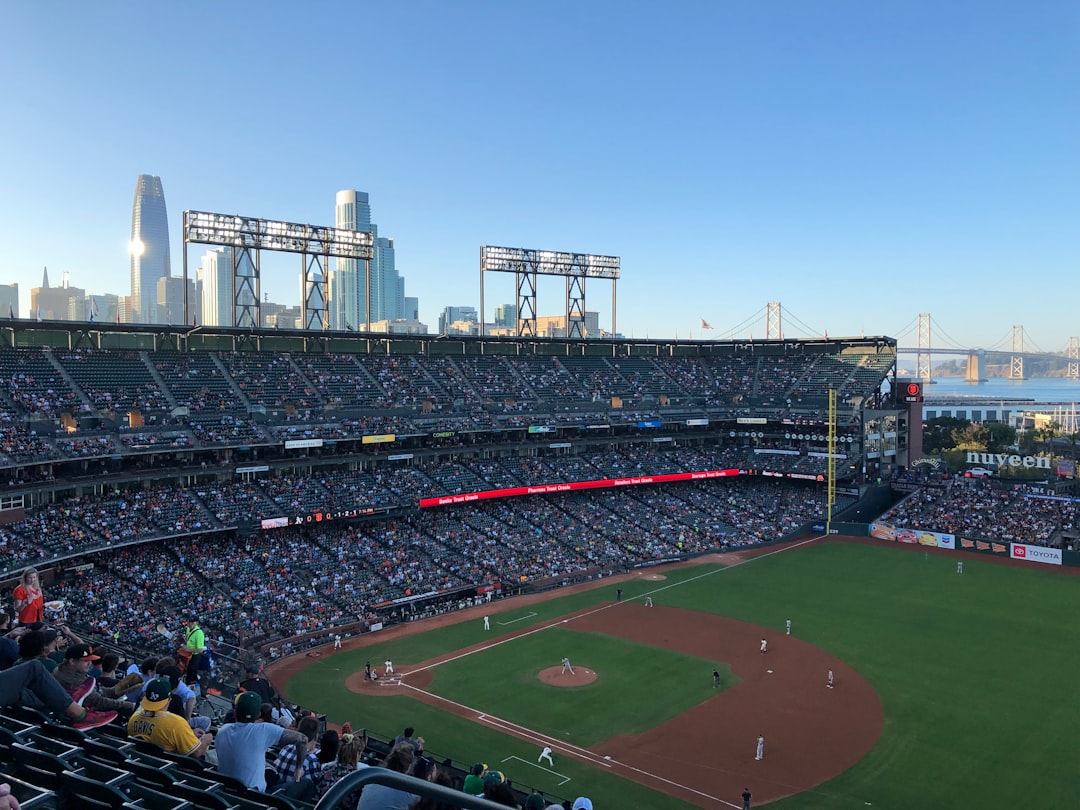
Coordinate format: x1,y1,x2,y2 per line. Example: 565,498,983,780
129,174,171,324
331,189,408,330
197,247,253,327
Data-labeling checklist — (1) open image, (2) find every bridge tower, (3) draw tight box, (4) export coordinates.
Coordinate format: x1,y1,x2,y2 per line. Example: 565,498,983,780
765,301,782,340
1068,336,1079,380
916,313,932,382
1009,325,1025,380
965,349,985,382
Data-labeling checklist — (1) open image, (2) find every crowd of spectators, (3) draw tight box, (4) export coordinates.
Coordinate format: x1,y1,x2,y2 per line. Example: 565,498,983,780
0,343,889,434
878,478,1080,547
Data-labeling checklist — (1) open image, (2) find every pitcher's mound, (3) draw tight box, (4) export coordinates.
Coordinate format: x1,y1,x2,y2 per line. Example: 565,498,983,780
538,666,597,686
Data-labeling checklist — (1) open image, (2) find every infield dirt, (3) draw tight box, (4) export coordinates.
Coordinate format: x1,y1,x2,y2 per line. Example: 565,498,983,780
269,544,882,808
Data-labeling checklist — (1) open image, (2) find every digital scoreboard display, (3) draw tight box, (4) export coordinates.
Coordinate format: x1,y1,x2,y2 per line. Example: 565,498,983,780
903,382,923,403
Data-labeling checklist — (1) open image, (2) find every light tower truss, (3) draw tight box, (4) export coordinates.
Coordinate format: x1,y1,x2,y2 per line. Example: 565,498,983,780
480,246,620,339
916,313,932,382
182,210,374,330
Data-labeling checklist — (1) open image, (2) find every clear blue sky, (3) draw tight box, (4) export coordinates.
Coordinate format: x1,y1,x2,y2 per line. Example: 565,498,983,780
1,1,1076,350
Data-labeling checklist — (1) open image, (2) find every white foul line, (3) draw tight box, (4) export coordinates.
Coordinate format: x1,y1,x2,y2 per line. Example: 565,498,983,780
396,535,827,809
501,754,572,786
498,610,537,626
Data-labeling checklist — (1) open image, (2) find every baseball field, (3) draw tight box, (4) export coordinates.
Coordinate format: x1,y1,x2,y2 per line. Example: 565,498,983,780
273,537,1080,809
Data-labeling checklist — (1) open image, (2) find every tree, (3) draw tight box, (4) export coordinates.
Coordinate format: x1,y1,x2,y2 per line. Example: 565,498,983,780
985,422,1017,453
923,417,970,455
951,422,989,452
1035,421,1062,459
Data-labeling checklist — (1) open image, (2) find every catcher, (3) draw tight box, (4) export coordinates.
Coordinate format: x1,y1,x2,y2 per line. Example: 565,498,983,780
52,644,145,719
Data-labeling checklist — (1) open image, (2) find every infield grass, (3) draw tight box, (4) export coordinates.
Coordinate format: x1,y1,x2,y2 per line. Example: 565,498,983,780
284,542,1080,809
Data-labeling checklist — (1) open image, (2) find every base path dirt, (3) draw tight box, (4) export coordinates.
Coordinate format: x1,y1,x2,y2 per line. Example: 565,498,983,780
268,543,882,808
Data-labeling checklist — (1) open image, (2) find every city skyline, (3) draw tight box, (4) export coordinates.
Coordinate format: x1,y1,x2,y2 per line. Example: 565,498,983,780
0,3,1077,347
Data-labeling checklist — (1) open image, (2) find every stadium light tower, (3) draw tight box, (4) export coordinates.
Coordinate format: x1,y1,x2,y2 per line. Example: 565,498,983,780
480,246,620,339
182,211,374,330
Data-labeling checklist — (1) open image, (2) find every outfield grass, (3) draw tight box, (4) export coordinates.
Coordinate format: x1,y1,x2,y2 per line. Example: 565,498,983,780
284,543,1080,809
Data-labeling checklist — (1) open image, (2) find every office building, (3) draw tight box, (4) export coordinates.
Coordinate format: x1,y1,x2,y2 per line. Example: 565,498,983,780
0,283,17,319
439,306,478,335
157,275,197,325
31,268,86,321
331,189,411,330
129,174,171,324
493,303,516,330
197,247,254,327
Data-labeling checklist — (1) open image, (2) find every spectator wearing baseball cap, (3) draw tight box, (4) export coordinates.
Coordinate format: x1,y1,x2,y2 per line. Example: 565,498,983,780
573,799,594,810
215,691,307,791
127,676,212,757
482,770,517,808
53,644,142,719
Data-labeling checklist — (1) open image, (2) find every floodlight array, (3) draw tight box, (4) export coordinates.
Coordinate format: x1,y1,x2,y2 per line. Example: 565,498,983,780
481,246,620,279
184,211,374,260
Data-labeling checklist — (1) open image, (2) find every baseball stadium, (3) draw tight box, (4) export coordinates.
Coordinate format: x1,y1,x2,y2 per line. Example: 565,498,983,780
1,320,1078,810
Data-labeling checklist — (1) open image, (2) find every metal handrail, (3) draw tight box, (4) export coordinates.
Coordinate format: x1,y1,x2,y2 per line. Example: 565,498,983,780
315,766,517,810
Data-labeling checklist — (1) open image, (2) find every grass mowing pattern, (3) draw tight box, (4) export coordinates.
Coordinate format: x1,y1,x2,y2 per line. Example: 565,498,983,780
285,544,1080,809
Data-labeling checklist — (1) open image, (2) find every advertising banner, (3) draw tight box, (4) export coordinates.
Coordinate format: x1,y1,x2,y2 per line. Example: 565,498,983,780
284,438,323,449
361,434,396,444
419,468,743,508
1010,543,1062,566
870,523,954,549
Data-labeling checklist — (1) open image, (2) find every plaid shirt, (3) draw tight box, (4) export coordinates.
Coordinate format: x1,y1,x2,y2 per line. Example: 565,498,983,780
272,743,323,790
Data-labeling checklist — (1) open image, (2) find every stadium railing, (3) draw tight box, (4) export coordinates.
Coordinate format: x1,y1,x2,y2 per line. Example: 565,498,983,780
317,767,516,810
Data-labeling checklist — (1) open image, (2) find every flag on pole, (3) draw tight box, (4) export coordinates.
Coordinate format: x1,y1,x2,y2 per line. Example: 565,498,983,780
824,329,829,340
89,298,99,323
36,307,42,323
701,319,713,330
7,305,13,320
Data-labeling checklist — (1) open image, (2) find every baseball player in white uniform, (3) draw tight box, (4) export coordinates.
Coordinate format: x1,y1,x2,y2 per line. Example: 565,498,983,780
561,657,575,675
538,746,554,766
755,734,765,761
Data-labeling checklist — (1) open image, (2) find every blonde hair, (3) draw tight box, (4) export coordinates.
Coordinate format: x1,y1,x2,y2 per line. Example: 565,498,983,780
337,734,364,768
20,568,39,586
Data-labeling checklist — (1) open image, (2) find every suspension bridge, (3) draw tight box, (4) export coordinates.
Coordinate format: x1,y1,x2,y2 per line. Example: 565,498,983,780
707,304,1079,381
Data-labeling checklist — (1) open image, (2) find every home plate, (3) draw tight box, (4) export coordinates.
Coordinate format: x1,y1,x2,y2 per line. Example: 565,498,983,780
767,670,774,674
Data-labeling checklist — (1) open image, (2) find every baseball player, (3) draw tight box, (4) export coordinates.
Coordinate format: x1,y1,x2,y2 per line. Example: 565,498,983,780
561,657,574,675
827,669,834,689
957,560,964,574
760,638,767,655
483,616,490,630
385,660,393,675
785,619,791,635
538,746,554,766
644,596,653,607
334,634,342,649
713,669,721,688
742,787,752,809
755,734,765,761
